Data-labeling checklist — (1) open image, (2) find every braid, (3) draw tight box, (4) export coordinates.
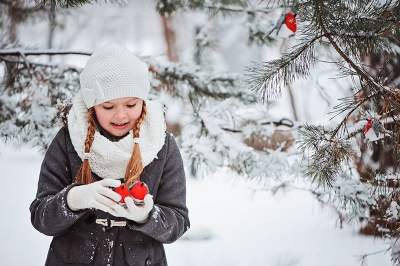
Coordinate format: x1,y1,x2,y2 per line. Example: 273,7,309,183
125,102,147,188
74,108,96,184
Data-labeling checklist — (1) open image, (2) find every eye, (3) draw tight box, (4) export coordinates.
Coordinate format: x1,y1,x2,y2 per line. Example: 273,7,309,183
127,104,136,108
103,106,113,110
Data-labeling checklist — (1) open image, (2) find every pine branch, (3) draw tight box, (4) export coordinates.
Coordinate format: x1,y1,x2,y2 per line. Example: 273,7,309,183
149,60,255,102
156,0,185,15
329,83,400,140
37,0,94,8
189,0,249,13
259,177,375,227
201,4,275,15
0,60,80,149
357,248,391,266
314,1,381,90
308,0,400,142
156,0,274,16
54,0,92,8
297,124,355,188
245,35,321,102
332,19,400,39
0,0,47,11
0,0,51,23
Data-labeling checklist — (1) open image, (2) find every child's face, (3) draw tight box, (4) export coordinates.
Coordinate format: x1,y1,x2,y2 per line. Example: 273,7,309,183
94,97,143,136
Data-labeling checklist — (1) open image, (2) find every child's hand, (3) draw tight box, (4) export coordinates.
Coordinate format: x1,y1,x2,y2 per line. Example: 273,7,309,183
67,179,122,212
108,194,153,223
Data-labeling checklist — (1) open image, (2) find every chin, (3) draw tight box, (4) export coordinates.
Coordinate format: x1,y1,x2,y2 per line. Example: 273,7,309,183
114,130,130,137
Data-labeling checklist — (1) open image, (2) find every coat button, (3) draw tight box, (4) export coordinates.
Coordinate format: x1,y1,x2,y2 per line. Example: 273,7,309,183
84,214,97,229
145,258,152,265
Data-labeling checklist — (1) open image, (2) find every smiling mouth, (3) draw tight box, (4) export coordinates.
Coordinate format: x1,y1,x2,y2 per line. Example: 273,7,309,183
111,122,129,128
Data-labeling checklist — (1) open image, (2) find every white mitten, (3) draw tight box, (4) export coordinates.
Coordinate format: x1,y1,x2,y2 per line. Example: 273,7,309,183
67,179,122,212
108,194,154,223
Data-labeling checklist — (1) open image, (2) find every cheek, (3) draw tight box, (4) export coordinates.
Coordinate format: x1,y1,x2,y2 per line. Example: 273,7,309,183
129,105,143,121
95,111,110,126
131,109,143,121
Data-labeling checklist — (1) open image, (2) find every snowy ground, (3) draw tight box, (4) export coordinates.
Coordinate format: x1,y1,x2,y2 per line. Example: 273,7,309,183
0,141,392,266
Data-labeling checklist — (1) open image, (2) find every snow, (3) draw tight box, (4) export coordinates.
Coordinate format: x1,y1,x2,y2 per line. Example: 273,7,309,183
0,141,392,266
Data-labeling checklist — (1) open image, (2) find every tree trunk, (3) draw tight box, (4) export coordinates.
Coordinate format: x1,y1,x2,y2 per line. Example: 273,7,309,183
161,14,179,62
161,14,181,136
9,20,17,43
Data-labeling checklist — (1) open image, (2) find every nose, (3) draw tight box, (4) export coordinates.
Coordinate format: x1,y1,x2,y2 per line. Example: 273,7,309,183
114,107,126,119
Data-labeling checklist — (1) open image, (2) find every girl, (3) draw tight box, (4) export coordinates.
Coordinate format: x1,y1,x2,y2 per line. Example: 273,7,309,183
30,43,190,266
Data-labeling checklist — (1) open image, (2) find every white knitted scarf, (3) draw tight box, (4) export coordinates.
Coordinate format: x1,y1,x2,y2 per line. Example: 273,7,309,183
67,92,166,180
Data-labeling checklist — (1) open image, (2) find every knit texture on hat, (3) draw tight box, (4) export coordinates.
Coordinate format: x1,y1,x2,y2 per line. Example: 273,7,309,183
67,92,166,180
80,42,150,108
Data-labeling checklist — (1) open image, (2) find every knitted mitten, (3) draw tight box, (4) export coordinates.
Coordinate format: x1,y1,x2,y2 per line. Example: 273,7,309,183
108,194,154,223
67,179,121,212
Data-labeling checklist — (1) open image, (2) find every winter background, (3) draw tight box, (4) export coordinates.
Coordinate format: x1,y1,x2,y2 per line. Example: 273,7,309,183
0,1,394,266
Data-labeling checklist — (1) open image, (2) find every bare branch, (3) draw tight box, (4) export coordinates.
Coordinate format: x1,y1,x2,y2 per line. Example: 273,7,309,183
0,49,92,56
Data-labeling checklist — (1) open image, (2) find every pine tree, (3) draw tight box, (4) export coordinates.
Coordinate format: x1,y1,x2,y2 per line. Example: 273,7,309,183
157,0,400,261
243,0,399,261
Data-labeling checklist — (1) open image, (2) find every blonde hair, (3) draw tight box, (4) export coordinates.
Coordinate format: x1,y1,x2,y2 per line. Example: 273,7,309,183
74,102,147,187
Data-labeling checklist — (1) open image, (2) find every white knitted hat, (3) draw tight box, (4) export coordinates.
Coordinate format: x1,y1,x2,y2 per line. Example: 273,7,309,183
80,43,150,108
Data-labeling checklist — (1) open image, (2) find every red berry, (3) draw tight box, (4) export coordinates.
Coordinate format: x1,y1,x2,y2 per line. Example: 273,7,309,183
113,184,131,203
129,181,149,201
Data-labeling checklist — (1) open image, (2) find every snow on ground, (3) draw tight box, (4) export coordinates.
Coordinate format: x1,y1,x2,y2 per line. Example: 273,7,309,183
0,141,392,266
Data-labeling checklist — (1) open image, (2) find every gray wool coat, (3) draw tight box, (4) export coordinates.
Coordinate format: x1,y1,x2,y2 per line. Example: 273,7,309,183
30,127,190,266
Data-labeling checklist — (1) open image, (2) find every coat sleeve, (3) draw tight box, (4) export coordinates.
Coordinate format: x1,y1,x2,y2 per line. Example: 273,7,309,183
127,133,190,243
29,127,87,236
